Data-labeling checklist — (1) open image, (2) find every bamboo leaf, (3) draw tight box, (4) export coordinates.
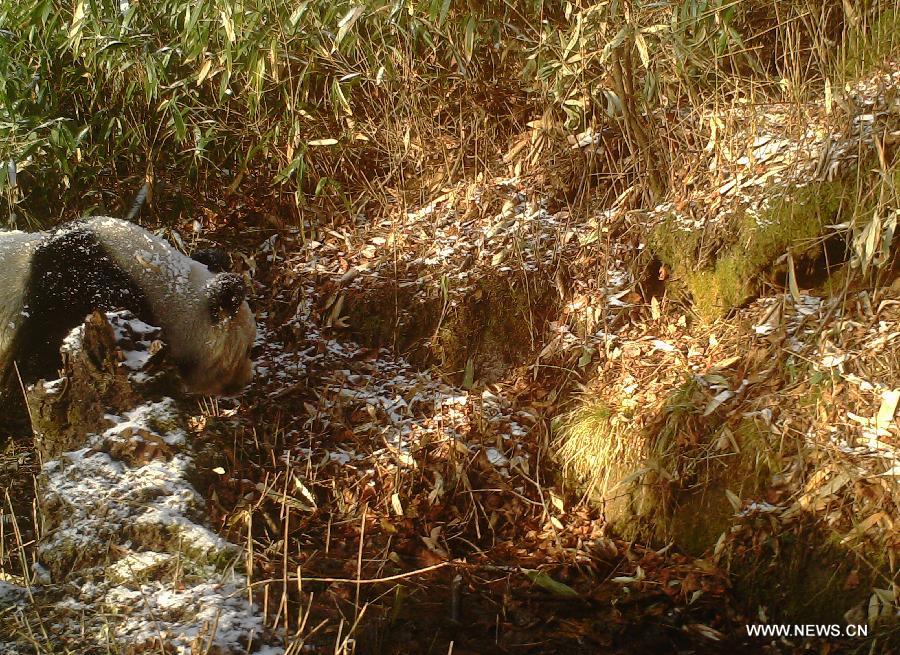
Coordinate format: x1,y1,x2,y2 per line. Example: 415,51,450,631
184,3,202,36
562,16,581,59
331,79,352,115
786,250,801,303
68,0,85,51
725,489,742,512
336,6,364,49
635,31,650,69
274,156,305,184
463,16,476,64
438,0,451,26
462,357,475,390
523,569,579,598
289,1,310,27
220,7,235,43
172,106,186,143
599,26,630,64
197,59,213,86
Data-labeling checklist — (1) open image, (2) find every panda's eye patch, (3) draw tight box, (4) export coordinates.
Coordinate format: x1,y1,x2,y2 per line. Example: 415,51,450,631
207,273,247,323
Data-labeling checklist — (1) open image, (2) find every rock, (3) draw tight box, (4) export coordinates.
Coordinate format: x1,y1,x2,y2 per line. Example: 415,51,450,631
4,311,283,654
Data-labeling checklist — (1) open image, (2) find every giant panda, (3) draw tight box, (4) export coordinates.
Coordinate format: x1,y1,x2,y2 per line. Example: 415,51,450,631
0,217,256,398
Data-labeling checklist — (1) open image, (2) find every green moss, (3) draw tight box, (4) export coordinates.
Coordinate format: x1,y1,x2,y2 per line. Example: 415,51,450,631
669,486,738,555
434,273,556,382
646,219,705,275
650,179,849,319
659,415,778,553
347,271,557,382
730,525,878,623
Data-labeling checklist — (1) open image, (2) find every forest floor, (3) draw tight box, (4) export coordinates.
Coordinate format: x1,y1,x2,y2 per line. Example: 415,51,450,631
185,170,899,653
220,224,750,654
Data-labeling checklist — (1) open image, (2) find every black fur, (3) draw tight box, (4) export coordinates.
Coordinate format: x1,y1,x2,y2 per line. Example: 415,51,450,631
192,248,231,273
207,273,246,324
6,225,153,385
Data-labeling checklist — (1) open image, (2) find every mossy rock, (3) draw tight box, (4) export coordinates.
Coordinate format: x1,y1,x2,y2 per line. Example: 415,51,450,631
557,381,897,626
632,417,776,553
618,398,778,547
434,272,557,382
649,180,849,319
105,551,176,585
343,283,441,360
555,381,777,546
728,522,881,625
345,271,558,382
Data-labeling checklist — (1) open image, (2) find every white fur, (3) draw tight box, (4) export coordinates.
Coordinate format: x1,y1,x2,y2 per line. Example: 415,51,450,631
84,217,256,395
0,231,42,375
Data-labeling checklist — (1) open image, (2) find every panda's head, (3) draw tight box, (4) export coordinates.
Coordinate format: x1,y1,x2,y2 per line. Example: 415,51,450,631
75,217,258,397
173,270,257,396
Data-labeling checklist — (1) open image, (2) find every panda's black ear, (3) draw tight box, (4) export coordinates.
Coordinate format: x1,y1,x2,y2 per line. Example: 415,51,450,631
207,273,246,323
193,248,232,273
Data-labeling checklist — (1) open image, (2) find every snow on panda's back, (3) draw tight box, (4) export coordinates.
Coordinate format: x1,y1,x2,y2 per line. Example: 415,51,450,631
85,217,257,396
